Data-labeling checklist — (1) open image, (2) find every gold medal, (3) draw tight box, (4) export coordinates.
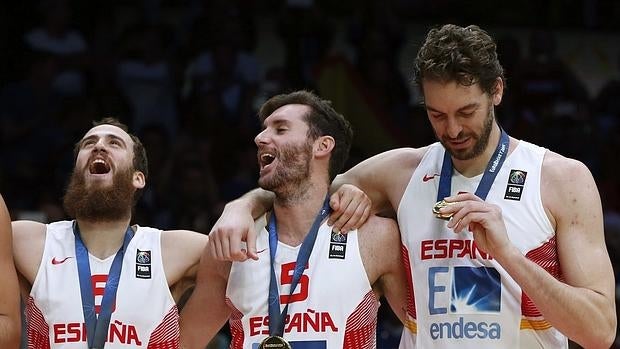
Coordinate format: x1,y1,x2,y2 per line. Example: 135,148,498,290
258,335,292,349
432,200,454,220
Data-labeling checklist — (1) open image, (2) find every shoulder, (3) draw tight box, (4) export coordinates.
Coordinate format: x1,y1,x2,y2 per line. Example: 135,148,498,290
374,147,429,170
542,151,594,190
357,215,400,247
161,229,209,251
12,220,49,285
541,151,599,223
12,220,47,245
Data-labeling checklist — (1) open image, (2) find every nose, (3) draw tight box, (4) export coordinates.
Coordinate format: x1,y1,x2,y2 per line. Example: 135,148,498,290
445,116,462,139
254,129,269,146
94,137,107,150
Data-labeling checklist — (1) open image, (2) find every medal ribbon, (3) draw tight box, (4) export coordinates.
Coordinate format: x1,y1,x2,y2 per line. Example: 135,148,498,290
267,196,331,336
73,222,134,349
437,128,510,202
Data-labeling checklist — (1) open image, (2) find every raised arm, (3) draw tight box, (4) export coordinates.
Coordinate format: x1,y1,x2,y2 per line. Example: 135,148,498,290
329,147,425,232
180,242,232,349
0,195,20,348
209,188,274,261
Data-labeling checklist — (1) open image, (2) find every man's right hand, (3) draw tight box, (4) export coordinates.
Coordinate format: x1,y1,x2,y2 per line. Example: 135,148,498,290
208,201,259,261
327,184,372,233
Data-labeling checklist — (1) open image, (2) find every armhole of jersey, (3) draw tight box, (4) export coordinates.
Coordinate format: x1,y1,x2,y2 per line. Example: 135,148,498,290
29,223,51,297
153,228,176,304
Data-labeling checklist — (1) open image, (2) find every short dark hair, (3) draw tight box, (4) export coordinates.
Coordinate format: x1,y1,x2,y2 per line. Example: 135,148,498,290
413,24,505,95
258,90,353,181
73,117,149,200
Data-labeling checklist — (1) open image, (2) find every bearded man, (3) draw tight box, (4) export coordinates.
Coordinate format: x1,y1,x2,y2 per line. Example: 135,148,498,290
12,118,207,349
180,91,408,349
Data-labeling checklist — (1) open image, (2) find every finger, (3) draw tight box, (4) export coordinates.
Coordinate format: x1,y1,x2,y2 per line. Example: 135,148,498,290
246,228,259,261
212,233,226,261
208,234,219,260
340,200,369,233
359,205,372,229
330,197,355,233
327,193,341,226
219,233,233,261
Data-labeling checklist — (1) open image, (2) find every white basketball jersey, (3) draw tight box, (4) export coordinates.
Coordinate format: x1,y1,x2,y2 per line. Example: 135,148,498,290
226,216,379,349
27,220,179,348
397,141,568,348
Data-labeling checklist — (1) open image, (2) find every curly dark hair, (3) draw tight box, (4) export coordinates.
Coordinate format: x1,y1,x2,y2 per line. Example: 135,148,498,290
258,90,353,181
413,24,505,95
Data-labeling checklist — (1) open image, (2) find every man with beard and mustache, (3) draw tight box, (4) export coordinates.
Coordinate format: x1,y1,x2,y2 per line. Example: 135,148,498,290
12,118,208,348
179,90,408,349
207,25,616,348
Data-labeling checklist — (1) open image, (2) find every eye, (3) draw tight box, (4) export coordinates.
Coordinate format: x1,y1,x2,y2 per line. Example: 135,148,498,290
81,139,95,148
110,139,122,146
276,127,287,134
429,112,445,120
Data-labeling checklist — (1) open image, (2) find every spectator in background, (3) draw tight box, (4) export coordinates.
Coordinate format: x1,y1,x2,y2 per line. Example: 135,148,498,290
24,0,88,96
117,22,179,136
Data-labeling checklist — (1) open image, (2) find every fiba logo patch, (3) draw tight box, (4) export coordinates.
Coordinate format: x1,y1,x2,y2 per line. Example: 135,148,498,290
136,249,151,279
451,267,501,313
504,169,527,201
329,231,347,259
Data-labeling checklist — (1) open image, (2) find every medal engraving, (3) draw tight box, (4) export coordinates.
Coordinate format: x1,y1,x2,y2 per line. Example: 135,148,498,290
433,200,454,220
259,335,292,349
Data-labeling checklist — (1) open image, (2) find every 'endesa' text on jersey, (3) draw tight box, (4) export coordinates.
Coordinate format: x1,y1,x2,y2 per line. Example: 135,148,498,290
53,321,142,345
421,239,492,260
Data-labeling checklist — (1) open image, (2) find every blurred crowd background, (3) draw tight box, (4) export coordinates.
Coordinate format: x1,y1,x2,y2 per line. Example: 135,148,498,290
1,0,619,348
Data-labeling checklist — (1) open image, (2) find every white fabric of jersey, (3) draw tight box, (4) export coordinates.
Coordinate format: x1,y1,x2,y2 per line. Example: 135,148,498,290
27,220,179,349
226,215,380,349
397,141,567,348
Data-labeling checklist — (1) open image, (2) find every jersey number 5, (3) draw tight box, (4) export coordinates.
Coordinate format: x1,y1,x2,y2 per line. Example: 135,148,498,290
280,262,309,304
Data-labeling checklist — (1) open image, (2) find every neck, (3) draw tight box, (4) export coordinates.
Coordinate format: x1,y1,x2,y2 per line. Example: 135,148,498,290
76,217,132,259
273,182,329,246
451,123,503,177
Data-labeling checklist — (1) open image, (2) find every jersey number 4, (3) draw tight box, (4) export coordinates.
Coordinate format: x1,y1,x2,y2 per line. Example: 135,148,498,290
280,262,309,304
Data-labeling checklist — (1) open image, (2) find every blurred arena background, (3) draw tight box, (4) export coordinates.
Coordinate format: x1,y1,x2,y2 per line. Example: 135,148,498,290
0,0,619,348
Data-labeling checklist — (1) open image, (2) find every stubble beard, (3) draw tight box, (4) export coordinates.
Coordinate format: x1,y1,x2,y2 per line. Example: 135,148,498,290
63,166,136,222
258,140,313,206
441,105,495,161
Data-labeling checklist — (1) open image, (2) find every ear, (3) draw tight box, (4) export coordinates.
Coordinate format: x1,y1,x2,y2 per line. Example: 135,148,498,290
491,78,504,106
314,135,335,159
133,171,146,189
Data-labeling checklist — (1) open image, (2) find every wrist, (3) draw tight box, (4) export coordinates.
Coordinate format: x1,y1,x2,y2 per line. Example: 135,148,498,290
493,244,522,265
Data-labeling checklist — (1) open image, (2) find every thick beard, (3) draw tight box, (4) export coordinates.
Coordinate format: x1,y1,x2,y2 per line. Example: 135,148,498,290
440,105,494,161
63,166,136,222
258,140,312,205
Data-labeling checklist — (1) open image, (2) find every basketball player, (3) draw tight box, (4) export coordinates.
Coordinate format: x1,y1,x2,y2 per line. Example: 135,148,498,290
207,25,616,348
12,118,208,348
0,194,20,349
180,91,408,349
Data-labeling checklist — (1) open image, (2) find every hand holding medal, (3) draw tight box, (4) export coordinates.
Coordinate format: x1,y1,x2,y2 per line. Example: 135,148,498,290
432,199,455,220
